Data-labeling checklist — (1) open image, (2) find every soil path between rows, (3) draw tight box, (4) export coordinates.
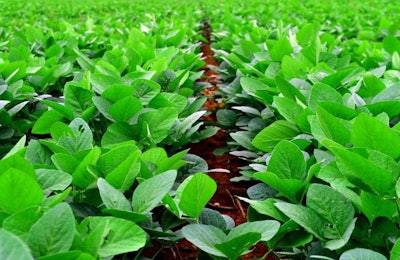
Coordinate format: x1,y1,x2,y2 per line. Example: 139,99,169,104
156,21,276,260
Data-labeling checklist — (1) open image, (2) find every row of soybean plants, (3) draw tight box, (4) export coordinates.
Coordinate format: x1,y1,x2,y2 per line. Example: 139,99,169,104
0,0,225,259
181,0,400,259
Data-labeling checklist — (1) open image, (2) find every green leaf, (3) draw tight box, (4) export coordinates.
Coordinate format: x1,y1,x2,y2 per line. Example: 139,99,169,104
0,168,43,214
105,151,141,192
391,239,400,260
58,118,93,154
307,184,355,249
255,172,304,203
359,191,397,224
132,79,161,105
3,135,26,159
3,206,43,238
269,38,293,61
182,224,227,257
252,121,299,152
352,113,400,159
108,96,142,122
199,208,229,229
275,76,306,103
227,220,280,242
316,106,351,146
101,123,135,147
132,170,177,214
340,248,387,260
32,110,65,134
326,142,395,196
0,228,34,260
359,72,386,98
215,233,261,260
309,83,342,111
136,108,178,145
97,178,131,211
275,202,325,240
178,173,217,218
36,169,72,196
238,197,288,222
71,146,101,189
79,216,146,257
273,96,304,124
267,140,306,180
36,251,94,260
27,203,75,257
25,140,53,166
102,84,134,102
383,35,400,54
64,84,94,116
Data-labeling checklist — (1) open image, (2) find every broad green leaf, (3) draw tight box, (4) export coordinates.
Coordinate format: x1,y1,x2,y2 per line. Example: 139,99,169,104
230,131,256,151
273,96,304,124
27,203,75,257
97,141,139,174
136,108,178,145
97,178,131,211
307,184,355,249
79,216,146,257
0,169,43,214
340,248,387,260
228,220,280,242
199,208,229,230
132,79,161,105
35,251,95,260
51,153,79,174
359,72,386,98
383,35,400,54
102,84,134,102
0,229,33,260
359,191,397,224
3,135,26,159
372,83,400,102
269,38,293,61
132,170,177,214
71,146,101,189
309,83,342,111
108,96,142,122
238,197,288,222
215,233,261,260
327,143,395,196
101,123,135,147
391,239,400,260
275,202,325,240
64,84,94,116
275,76,306,103
32,110,65,134
267,140,306,180
240,77,275,102
3,206,43,238
255,172,304,203
36,169,72,196
178,173,216,218
252,120,299,152
101,209,148,223
316,106,351,146
182,224,226,257
281,55,305,79
58,118,93,154
105,151,141,192
352,113,400,159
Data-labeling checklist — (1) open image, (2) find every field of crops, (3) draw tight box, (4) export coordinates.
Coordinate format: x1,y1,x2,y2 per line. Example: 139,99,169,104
1,0,400,259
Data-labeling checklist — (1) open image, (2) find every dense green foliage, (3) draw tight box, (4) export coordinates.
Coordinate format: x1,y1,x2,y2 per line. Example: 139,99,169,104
1,0,400,259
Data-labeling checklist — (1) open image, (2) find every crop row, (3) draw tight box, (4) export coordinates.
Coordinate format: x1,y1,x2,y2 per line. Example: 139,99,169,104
1,0,400,259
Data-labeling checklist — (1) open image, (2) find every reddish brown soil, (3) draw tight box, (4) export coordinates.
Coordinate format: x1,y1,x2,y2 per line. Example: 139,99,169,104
154,22,277,260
